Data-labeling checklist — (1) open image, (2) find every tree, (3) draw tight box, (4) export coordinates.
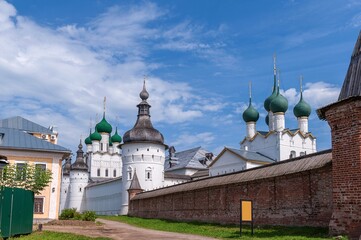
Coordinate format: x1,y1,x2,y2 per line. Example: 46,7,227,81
0,163,52,194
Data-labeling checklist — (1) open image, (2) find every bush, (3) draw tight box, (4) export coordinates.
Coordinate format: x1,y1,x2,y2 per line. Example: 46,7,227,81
59,208,96,221
82,211,96,221
74,212,82,220
59,208,77,220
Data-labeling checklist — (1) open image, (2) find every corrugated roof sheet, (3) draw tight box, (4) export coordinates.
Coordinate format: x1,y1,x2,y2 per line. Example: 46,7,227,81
133,149,332,200
164,146,212,171
0,116,53,134
0,127,69,153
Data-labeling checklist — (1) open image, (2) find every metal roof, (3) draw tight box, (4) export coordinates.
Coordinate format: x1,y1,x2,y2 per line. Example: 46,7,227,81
339,31,361,101
0,127,69,153
129,171,143,190
164,172,192,180
164,146,212,171
0,116,54,134
133,149,332,200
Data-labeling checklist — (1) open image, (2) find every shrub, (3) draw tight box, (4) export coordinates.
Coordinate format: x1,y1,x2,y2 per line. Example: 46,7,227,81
74,212,82,220
59,208,77,220
82,211,96,221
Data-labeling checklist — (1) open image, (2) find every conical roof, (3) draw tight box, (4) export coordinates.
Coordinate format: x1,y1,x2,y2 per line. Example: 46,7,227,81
63,157,71,175
123,81,165,145
71,140,88,171
128,170,142,190
338,31,361,101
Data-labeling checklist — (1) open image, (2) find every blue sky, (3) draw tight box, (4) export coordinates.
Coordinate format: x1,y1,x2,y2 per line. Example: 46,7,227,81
1,0,361,155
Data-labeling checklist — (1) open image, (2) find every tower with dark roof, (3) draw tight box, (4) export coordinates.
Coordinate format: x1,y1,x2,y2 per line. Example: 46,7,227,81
318,31,361,239
120,81,168,215
67,140,89,211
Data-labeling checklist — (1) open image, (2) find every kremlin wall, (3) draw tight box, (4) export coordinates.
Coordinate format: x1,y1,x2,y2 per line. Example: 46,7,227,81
128,32,361,240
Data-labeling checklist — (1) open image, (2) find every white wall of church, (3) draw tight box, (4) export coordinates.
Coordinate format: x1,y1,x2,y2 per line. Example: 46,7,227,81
85,178,122,215
89,152,122,179
241,132,316,161
209,151,247,177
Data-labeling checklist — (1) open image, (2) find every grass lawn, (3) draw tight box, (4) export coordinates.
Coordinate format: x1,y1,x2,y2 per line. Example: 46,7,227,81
9,231,110,240
99,215,347,240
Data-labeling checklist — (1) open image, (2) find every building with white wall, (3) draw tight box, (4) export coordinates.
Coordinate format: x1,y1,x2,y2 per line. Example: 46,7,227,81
209,56,317,176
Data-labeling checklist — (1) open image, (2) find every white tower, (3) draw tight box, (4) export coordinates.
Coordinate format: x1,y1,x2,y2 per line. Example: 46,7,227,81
68,141,89,212
120,81,167,215
59,157,71,212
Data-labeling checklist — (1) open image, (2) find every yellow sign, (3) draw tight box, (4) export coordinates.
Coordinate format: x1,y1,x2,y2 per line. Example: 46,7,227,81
241,200,252,221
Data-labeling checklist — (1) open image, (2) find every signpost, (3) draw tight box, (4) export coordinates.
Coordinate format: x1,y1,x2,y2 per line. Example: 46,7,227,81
240,199,254,236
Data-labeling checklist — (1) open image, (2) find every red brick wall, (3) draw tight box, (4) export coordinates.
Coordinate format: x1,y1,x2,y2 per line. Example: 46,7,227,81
129,165,332,227
324,98,361,239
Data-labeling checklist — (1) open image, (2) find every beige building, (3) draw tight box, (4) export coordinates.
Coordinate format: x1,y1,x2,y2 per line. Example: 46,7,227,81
0,116,70,220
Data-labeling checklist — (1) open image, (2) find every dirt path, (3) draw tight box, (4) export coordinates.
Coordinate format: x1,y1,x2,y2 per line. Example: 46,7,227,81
44,218,216,240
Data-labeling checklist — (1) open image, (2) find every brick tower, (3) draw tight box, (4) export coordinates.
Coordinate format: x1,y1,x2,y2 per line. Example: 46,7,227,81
318,31,361,239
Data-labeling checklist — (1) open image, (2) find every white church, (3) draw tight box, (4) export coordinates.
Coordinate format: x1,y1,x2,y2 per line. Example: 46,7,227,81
60,56,317,215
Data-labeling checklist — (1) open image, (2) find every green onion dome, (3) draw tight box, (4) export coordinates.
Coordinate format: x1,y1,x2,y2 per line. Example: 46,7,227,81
85,129,92,145
96,115,112,133
264,76,277,112
90,128,102,141
111,127,122,143
270,87,288,113
265,114,269,126
109,138,113,147
293,93,311,118
242,99,259,123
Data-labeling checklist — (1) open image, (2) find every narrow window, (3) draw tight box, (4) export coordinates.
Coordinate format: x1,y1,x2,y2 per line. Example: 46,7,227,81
145,167,152,181
34,197,44,214
127,167,132,180
290,151,296,159
79,187,82,192
105,169,109,177
97,168,100,177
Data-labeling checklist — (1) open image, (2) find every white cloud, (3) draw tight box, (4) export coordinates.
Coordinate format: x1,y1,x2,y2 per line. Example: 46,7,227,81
281,81,340,109
0,1,227,152
171,132,215,149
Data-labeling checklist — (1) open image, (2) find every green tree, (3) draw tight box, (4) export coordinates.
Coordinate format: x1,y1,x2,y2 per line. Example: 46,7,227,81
0,163,52,194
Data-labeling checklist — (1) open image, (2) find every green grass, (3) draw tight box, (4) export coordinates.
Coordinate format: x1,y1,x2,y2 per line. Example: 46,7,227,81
8,231,110,240
99,215,347,240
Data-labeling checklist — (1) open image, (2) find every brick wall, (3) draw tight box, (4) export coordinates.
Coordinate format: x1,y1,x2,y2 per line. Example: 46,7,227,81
129,164,332,227
324,98,361,239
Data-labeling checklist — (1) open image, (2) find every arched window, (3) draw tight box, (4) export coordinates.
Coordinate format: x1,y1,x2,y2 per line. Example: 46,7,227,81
97,168,100,177
300,151,306,156
127,166,133,180
113,169,116,177
105,169,109,177
145,167,152,181
290,151,296,159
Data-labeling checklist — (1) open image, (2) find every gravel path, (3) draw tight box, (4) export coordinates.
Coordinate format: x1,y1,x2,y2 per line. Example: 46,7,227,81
43,218,216,240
